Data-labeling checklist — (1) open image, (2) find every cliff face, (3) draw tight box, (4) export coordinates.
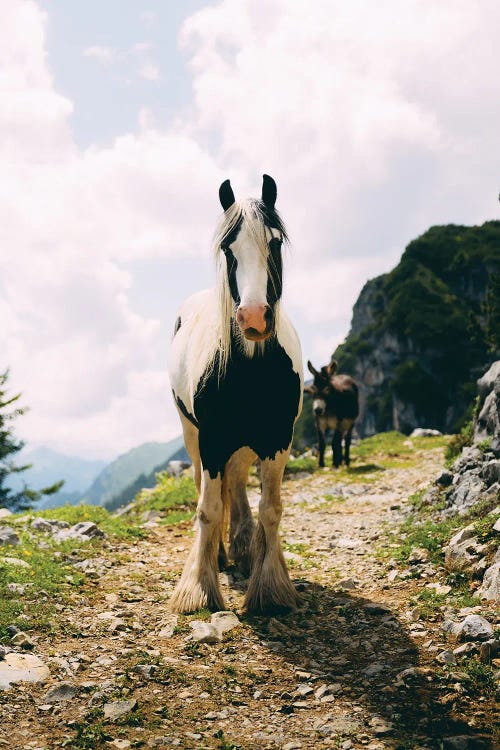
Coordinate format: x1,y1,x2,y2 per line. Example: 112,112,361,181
334,221,500,437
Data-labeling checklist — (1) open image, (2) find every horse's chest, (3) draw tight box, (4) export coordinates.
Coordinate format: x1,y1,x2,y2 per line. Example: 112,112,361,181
194,344,300,476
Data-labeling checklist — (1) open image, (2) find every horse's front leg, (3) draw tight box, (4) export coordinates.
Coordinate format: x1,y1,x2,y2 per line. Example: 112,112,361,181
170,469,225,613
245,449,299,613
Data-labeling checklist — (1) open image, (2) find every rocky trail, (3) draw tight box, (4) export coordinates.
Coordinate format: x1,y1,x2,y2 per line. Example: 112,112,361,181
1,433,499,750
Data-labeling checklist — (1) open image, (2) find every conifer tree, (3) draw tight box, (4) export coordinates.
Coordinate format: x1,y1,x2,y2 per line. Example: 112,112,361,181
0,369,63,511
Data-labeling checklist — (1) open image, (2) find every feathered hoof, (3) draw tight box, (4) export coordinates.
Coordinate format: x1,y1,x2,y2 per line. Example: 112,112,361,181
244,576,300,615
169,578,226,614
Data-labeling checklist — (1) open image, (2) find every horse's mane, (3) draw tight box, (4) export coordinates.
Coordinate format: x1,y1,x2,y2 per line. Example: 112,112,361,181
207,198,289,380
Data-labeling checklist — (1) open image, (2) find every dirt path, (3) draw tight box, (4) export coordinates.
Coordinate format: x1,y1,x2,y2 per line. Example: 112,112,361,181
0,445,497,749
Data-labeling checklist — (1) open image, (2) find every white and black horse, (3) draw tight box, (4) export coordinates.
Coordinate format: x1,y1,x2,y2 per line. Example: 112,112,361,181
168,175,303,614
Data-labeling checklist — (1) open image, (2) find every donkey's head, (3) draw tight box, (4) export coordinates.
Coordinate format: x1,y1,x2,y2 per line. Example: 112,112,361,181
216,174,288,342
304,359,338,416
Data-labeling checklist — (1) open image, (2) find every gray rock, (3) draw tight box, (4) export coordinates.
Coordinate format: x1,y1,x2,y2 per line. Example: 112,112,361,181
479,639,500,663
211,611,240,635
1,556,31,568
408,547,430,564
103,698,137,721
7,583,26,594
0,646,7,660
477,562,500,601
189,621,221,643
436,650,457,665
11,632,35,649
131,664,157,678
54,522,105,542
0,653,50,690
447,474,487,514
0,509,13,519
410,428,442,437
481,460,500,486
435,470,453,487
43,681,78,702
0,527,20,546
442,736,484,750
475,361,500,445
31,517,54,532
457,614,494,642
444,526,483,572
166,460,191,476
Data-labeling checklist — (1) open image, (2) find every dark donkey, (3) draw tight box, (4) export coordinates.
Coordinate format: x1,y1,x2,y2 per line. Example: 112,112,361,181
305,358,359,468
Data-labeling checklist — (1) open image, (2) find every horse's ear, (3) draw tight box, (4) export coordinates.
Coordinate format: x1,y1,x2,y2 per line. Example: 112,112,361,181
261,174,277,210
219,179,235,211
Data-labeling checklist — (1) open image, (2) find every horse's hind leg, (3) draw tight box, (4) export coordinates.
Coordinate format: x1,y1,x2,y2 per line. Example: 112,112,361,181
245,448,299,613
170,470,225,613
226,447,256,576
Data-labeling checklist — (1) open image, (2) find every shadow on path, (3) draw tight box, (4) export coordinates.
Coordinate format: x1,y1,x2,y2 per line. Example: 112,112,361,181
238,580,493,749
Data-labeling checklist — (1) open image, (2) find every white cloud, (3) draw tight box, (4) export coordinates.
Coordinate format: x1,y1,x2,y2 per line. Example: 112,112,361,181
83,45,117,64
1,0,499,458
138,62,160,81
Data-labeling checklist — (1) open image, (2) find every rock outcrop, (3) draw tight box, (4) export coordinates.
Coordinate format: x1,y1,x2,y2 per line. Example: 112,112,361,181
333,221,500,437
438,361,500,601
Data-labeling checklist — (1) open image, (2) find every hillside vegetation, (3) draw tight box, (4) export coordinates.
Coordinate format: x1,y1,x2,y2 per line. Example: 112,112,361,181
295,221,500,446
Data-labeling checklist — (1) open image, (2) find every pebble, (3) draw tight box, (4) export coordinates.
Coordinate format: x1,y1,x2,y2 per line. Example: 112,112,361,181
11,632,35,649
43,681,78,702
103,699,137,721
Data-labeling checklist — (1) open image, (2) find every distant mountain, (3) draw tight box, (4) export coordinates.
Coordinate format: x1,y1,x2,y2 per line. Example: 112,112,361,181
7,447,107,510
81,438,188,508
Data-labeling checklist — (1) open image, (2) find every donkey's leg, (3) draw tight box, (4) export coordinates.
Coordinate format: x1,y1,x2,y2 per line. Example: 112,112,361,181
344,423,354,467
332,429,343,468
170,470,225,613
317,426,326,468
226,447,256,576
245,449,299,613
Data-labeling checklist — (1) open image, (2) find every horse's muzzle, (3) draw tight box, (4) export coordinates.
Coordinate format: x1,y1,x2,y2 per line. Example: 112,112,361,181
237,304,273,341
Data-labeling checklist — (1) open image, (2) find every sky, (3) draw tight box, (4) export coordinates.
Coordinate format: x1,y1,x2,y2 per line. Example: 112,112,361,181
1,0,499,460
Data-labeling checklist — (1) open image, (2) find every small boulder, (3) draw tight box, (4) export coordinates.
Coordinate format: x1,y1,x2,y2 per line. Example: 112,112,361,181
435,470,453,487
457,614,494,642
43,681,78,702
11,632,35,649
189,621,221,643
410,428,442,438
0,653,50,690
31,518,54,532
0,509,13,519
477,562,500,601
54,522,105,542
103,698,137,722
211,611,240,636
0,527,20,547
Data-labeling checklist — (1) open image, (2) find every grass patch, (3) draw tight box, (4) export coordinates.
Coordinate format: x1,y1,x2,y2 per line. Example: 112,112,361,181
138,473,197,515
285,456,317,474
32,504,146,539
460,659,496,696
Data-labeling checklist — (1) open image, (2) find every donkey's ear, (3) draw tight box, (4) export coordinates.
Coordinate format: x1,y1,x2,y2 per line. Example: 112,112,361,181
304,384,315,395
219,179,235,211
307,360,319,377
261,174,277,209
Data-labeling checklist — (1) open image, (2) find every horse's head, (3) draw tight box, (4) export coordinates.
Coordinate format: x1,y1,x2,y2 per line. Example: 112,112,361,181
217,174,288,343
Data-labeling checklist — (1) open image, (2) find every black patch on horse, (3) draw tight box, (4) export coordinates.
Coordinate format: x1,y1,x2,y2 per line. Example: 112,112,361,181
173,316,182,336
192,329,301,478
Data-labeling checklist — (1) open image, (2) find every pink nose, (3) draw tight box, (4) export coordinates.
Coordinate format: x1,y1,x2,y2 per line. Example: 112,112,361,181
236,304,271,337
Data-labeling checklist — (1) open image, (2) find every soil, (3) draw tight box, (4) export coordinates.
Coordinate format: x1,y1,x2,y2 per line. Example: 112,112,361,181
0,443,498,750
